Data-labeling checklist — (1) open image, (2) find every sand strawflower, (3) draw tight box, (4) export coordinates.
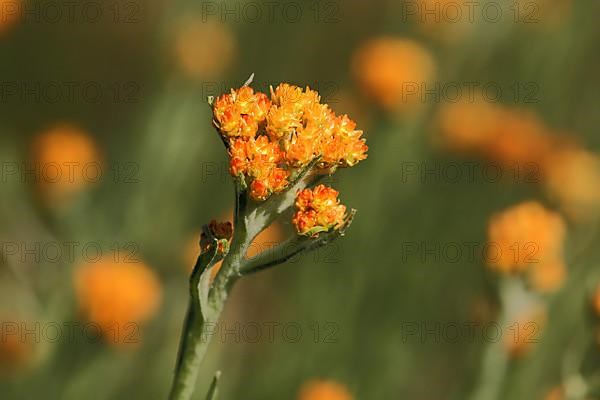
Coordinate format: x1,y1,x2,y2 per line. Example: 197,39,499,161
169,77,365,400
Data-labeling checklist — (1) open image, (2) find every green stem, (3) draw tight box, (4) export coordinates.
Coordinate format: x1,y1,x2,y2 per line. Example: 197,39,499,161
168,306,216,400
168,187,249,400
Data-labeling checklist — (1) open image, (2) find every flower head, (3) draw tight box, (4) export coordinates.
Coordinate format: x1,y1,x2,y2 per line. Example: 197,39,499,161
213,81,367,202
293,185,347,236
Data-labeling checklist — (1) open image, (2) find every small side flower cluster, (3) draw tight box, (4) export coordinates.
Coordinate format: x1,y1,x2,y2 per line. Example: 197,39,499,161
212,83,368,201
292,185,347,236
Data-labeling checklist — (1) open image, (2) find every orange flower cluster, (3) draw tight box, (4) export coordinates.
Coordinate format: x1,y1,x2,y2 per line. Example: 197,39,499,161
292,185,347,236
213,84,368,201
487,201,567,292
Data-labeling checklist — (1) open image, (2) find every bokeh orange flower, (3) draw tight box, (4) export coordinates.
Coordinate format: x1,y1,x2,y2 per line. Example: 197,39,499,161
298,380,353,400
505,307,546,358
542,147,600,221
0,0,21,35
592,285,600,317
438,100,600,222
437,100,555,170
352,37,435,112
74,256,162,346
30,123,102,203
543,386,565,400
173,18,237,80
487,201,566,292
412,0,473,43
519,0,572,30
0,319,34,375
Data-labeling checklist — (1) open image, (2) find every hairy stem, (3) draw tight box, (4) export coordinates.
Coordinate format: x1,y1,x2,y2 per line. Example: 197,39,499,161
168,186,249,400
168,305,216,400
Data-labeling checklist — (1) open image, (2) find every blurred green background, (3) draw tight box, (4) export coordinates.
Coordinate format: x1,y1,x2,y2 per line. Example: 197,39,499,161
1,0,600,399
